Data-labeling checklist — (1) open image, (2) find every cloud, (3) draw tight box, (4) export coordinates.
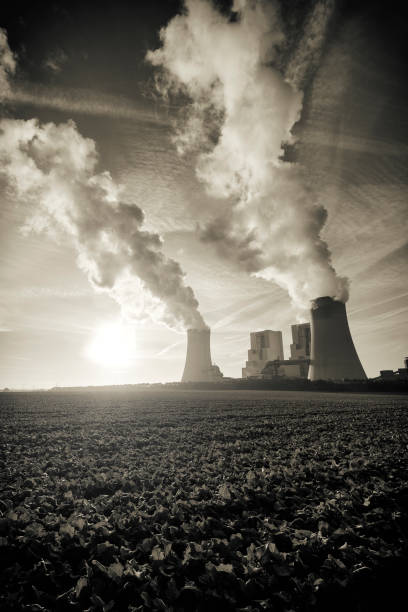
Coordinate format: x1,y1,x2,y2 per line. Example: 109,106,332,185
0,28,16,100
154,339,184,357
6,82,168,124
0,27,205,332
148,0,348,309
44,48,68,73
0,117,206,331
199,215,263,274
285,0,335,88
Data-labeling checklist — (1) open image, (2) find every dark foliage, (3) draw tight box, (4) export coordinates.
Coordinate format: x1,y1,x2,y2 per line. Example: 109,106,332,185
0,390,407,611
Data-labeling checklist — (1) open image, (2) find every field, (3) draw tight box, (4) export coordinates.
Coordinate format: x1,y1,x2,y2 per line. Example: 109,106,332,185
1,389,407,611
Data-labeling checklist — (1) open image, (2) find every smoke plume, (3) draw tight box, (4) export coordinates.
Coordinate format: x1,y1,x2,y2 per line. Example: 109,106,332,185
147,0,349,308
0,27,207,331
0,118,206,330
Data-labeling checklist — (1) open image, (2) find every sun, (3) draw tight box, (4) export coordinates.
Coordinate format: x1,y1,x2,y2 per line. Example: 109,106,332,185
85,322,135,368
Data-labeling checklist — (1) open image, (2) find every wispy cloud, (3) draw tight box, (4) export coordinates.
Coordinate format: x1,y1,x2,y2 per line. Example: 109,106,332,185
5,82,169,124
18,287,91,299
212,291,277,330
348,291,408,317
285,0,335,88
302,128,408,157
44,48,68,74
0,28,16,99
154,339,184,357
356,242,408,279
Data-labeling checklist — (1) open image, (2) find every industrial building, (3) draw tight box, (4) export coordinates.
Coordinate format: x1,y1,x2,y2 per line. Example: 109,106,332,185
308,296,366,381
242,330,284,378
242,325,311,379
377,358,408,381
181,297,367,384
261,358,310,379
260,323,311,379
242,296,366,382
290,323,311,359
181,328,223,382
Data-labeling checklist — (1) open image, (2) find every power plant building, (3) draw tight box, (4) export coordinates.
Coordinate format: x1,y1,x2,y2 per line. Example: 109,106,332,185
308,296,366,381
242,330,284,378
182,298,367,384
260,324,309,378
242,297,366,382
261,358,309,378
290,323,311,360
377,358,408,381
181,328,223,382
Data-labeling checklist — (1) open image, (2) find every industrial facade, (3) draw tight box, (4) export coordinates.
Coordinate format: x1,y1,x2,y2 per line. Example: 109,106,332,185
242,323,312,379
260,323,311,378
242,330,284,378
290,323,311,359
242,326,313,379
262,358,310,379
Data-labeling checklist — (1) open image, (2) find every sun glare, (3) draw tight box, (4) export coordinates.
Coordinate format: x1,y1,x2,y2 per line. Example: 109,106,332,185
85,323,135,368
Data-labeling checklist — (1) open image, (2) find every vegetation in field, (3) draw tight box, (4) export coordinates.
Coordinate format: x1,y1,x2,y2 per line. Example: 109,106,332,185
1,391,407,611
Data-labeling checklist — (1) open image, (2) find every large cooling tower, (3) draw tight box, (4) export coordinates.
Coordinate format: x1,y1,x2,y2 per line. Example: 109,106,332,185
309,296,366,381
182,328,222,382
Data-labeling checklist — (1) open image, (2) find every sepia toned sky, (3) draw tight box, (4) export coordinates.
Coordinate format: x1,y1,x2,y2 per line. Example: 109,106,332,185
0,0,407,388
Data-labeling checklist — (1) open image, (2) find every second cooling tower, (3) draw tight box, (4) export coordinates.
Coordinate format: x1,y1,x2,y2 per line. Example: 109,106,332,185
309,296,366,381
181,327,223,382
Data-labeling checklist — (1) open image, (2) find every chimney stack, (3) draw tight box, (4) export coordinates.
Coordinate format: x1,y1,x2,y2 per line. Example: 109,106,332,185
181,327,223,382
309,296,366,381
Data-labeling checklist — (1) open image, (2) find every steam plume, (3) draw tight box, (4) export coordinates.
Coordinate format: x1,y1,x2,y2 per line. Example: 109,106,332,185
147,0,348,308
0,28,206,331
0,118,206,330
285,0,335,89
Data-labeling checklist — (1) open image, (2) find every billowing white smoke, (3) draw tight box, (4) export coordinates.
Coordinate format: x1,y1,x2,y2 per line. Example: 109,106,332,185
0,118,206,330
147,0,349,308
0,32,206,331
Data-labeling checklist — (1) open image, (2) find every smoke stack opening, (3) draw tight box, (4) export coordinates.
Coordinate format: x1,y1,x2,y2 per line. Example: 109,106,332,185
309,296,366,381
181,327,223,382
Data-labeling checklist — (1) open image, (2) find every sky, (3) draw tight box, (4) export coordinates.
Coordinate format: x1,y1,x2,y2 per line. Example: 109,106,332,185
0,0,407,388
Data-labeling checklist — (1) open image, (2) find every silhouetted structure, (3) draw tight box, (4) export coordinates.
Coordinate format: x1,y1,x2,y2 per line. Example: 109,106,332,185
181,328,223,382
309,296,366,381
377,358,408,381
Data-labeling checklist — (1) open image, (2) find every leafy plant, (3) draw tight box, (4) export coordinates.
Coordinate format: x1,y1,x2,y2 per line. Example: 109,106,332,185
0,390,407,610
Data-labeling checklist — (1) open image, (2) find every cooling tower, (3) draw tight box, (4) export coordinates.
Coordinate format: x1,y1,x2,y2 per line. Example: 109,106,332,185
181,327,222,382
309,296,366,381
